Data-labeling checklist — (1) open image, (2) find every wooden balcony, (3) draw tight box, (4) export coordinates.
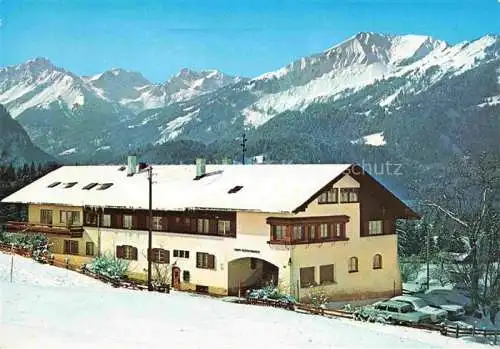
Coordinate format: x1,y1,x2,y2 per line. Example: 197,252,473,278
268,236,349,245
6,221,84,238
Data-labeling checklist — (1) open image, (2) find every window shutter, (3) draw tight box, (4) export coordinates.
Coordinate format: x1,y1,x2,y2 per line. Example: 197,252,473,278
196,252,202,268
384,219,393,234
145,214,150,230
64,240,70,254
132,247,138,260
208,254,215,269
116,245,124,258
162,216,168,231
165,250,170,264
132,214,138,229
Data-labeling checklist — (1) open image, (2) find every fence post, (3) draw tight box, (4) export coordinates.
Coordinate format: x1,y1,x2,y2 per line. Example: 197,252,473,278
455,324,459,338
472,325,475,337
494,331,497,345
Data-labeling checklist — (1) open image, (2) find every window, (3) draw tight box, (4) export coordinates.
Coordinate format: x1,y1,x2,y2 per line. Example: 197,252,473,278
85,211,97,225
340,188,359,203
97,183,113,190
318,188,338,204
174,249,189,258
152,216,162,230
151,248,170,264
123,215,132,229
196,252,215,269
86,242,95,256
308,225,316,240
320,264,335,284
373,254,382,269
331,222,345,238
228,185,243,194
64,240,79,255
60,211,80,225
40,209,53,224
300,267,315,288
82,182,98,190
368,220,384,235
183,270,190,282
272,225,287,240
217,220,231,235
116,245,137,260
197,218,210,234
102,214,111,227
292,225,304,241
47,181,61,188
64,182,78,188
319,223,329,239
348,257,359,273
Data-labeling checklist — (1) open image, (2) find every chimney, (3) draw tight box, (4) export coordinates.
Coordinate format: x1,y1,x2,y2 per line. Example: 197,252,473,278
127,155,137,176
196,158,206,177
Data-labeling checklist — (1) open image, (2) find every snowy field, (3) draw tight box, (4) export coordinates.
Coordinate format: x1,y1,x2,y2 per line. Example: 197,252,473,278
0,253,488,349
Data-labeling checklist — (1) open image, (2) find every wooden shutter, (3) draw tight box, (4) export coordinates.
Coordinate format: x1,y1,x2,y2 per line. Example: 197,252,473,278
132,247,138,260
208,254,215,269
116,245,124,258
384,219,393,235
165,250,170,264
196,252,202,268
161,216,168,231
64,240,70,254
132,214,138,229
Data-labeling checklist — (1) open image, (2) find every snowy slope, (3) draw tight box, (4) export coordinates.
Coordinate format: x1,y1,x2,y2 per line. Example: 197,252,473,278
241,33,499,127
0,253,485,349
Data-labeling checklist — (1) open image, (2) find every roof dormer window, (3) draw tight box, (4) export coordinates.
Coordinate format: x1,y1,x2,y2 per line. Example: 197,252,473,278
228,185,243,194
47,182,61,188
82,183,98,190
64,182,78,188
97,183,114,190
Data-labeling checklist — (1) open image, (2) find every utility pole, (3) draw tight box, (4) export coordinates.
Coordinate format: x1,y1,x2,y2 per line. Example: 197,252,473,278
240,133,247,165
147,166,153,291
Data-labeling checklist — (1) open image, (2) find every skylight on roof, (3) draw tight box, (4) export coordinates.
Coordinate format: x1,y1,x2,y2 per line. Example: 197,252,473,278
118,166,126,171
47,182,61,188
82,183,98,190
64,182,78,188
228,185,243,194
97,183,114,190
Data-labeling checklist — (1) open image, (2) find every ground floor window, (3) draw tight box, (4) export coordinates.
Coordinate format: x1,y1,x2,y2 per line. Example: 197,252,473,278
348,256,359,273
300,266,315,288
373,254,382,269
85,241,95,256
320,264,335,284
116,245,138,260
64,240,79,255
173,249,189,258
196,252,215,269
151,248,170,264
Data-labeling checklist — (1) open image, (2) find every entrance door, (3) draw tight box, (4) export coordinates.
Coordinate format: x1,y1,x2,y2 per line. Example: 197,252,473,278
172,266,181,289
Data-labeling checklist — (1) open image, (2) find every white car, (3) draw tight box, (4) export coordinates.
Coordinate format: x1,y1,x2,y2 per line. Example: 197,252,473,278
391,296,448,323
419,293,466,320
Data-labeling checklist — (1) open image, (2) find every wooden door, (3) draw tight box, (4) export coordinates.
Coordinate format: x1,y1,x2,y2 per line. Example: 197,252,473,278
172,266,181,289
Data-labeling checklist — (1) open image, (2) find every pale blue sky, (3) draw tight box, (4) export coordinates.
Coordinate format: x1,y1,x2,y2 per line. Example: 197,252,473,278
1,0,499,82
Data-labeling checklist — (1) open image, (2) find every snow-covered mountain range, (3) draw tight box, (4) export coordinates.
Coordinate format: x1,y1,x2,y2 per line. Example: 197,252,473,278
1,32,499,162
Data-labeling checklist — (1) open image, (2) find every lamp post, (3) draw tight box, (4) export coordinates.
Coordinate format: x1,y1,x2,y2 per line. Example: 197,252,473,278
147,165,153,291
240,133,247,165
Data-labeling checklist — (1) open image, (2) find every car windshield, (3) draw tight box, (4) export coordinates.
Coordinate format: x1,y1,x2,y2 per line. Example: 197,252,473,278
413,299,427,308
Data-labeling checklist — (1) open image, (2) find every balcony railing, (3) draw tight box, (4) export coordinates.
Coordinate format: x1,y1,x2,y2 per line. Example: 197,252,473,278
6,221,84,238
268,235,349,245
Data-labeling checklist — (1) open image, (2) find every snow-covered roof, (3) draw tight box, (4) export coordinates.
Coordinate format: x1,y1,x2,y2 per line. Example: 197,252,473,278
1,164,354,213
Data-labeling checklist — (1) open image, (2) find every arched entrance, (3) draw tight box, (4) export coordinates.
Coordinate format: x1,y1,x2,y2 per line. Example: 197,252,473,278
227,257,279,296
171,266,181,289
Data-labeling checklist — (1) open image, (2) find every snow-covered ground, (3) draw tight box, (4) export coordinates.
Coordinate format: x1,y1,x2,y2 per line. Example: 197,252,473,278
0,253,487,349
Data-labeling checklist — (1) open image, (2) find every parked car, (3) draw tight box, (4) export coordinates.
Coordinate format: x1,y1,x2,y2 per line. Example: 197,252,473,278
391,295,447,323
424,289,472,312
418,293,466,320
354,300,432,325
